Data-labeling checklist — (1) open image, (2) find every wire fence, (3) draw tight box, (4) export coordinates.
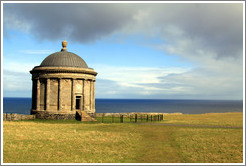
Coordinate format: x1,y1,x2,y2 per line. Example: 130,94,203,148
93,113,164,123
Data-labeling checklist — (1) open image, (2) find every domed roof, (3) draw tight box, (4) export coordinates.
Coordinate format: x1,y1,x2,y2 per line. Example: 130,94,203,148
40,51,88,68
40,41,88,68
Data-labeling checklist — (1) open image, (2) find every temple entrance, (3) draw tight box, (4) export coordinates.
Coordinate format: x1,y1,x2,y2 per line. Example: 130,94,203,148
76,96,81,109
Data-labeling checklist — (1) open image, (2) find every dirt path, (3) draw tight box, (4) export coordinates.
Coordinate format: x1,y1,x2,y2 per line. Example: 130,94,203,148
138,123,243,129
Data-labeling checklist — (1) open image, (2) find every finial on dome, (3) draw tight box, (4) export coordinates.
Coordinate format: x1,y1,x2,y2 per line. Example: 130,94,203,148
61,40,67,51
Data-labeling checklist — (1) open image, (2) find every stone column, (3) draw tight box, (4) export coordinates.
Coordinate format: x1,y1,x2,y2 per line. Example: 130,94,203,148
58,78,62,111
31,79,35,109
92,80,95,112
90,80,93,110
46,78,50,111
71,78,75,111
81,95,84,111
36,78,40,111
82,79,85,111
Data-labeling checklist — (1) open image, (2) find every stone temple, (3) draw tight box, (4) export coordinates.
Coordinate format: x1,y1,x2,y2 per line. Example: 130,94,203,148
30,41,97,121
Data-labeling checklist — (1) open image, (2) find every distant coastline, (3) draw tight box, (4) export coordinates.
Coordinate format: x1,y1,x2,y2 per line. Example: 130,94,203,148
3,97,243,115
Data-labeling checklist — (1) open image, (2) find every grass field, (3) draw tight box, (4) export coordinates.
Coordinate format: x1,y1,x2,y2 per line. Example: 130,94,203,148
161,112,243,126
3,112,243,163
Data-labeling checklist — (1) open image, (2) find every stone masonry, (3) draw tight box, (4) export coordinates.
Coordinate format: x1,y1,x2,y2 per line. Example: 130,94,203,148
3,113,35,121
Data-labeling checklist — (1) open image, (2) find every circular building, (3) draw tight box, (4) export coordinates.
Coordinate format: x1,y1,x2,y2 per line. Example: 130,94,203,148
30,41,97,120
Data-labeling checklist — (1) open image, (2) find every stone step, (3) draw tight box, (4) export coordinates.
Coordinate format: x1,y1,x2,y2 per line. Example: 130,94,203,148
76,111,97,122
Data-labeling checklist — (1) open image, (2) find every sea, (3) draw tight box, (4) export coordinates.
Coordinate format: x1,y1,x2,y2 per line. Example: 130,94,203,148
2,97,243,115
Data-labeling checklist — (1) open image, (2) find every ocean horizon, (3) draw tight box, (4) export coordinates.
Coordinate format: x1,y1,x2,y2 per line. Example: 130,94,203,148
2,97,243,115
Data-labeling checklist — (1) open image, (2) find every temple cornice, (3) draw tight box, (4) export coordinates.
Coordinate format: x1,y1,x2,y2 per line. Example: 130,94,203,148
30,66,97,76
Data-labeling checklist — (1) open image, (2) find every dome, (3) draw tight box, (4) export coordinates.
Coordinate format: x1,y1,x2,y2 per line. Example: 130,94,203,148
40,40,88,68
40,51,88,68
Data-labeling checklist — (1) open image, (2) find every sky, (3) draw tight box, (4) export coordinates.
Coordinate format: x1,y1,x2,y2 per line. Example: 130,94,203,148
2,2,244,100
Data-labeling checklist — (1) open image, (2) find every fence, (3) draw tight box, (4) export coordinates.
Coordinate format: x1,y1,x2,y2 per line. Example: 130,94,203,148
94,113,164,123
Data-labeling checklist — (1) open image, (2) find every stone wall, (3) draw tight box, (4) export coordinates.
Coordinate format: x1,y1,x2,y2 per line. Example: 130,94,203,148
3,112,76,121
34,111,75,120
3,113,35,121
3,112,171,121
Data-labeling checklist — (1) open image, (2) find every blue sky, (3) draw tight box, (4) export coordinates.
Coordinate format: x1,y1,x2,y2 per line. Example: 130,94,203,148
2,2,244,100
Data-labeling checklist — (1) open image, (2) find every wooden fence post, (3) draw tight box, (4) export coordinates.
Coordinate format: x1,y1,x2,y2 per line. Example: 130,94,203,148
147,115,148,121
151,115,152,122
135,114,137,123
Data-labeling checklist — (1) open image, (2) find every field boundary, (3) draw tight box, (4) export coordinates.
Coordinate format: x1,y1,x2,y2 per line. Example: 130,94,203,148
94,113,164,123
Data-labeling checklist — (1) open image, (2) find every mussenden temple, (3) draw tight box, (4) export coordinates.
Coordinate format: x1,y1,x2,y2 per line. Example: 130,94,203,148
30,41,97,121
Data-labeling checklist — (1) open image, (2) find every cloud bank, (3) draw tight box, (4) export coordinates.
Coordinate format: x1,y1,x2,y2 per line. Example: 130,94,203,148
3,3,244,99
4,3,243,58
4,3,136,42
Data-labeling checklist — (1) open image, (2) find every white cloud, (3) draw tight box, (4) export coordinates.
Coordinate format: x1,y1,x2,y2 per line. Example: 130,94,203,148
3,70,32,91
94,65,194,98
93,64,189,85
94,60,243,99
3,61,35,93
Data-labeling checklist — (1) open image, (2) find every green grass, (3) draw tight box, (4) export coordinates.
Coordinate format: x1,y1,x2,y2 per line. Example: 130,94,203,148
162,112,243,127
174,127,243,163
3,112,243,163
